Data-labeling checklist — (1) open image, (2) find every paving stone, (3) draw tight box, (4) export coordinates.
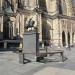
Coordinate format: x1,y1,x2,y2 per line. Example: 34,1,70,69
0,47,75,75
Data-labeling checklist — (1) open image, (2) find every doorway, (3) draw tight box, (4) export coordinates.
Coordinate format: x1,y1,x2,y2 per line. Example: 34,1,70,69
3,18,13,39
67,32,70,46
62,31,66,46
72,32,74,44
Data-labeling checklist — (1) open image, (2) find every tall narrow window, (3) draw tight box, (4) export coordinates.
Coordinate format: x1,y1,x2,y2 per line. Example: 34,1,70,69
62,0,67,15
18,0,23,9
58,0,62,14
38,0,47,12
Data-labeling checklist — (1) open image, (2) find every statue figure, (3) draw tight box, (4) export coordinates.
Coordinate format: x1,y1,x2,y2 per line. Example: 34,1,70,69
3,0,13,13
26,17,35,31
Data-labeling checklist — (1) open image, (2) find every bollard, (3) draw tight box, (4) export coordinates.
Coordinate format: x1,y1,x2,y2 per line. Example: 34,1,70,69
19,49,24,64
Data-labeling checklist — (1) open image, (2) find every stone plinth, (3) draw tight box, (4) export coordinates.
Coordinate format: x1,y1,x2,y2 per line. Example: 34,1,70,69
23,31,39,61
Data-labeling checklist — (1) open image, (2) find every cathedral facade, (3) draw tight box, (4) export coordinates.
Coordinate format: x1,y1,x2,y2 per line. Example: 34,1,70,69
0,0,75,47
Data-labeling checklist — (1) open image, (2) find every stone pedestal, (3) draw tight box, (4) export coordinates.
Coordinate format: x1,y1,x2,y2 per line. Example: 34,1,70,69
19,52,24,64
23,31,39,62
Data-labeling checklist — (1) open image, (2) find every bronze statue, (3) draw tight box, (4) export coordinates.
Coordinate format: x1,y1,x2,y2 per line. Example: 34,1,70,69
26,17,35,31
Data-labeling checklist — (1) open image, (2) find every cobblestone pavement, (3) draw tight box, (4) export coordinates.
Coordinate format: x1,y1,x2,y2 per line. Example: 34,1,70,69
0,47,75,75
